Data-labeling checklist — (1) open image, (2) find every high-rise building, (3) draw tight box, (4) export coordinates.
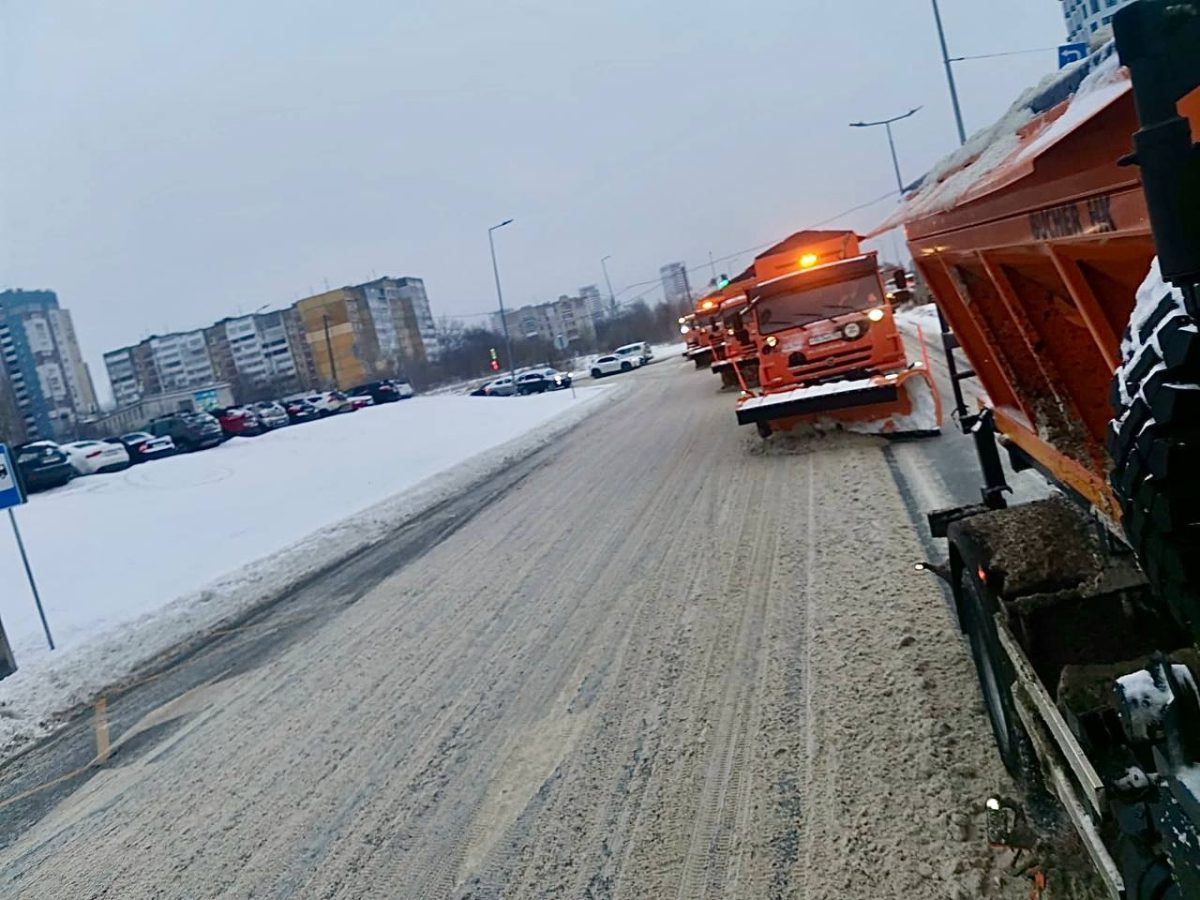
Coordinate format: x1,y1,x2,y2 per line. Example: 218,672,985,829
659,263,693,311
492,294,598,347
390,277,439,364
0,364,26,446
356,276,437,370
107,309,316,407
205,310,310,395
293,287,383,389
578,285,607,322
0,289,98,440
1061,0,1130,43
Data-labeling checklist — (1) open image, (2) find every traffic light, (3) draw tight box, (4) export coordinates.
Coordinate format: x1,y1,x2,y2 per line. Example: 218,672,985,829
489,347,500,371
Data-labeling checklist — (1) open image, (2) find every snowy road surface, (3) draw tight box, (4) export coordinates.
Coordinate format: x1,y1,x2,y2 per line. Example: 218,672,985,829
0,387,616,752
0,358,1067,898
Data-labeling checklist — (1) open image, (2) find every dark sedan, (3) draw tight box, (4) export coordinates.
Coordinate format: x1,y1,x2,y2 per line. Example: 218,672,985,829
283,398,320,423
14,442,75,492
350,381,402,404
108,432,177,463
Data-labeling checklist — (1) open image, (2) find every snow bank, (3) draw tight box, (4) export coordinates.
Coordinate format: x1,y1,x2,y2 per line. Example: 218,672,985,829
876,44,1122,232
0,386,622,754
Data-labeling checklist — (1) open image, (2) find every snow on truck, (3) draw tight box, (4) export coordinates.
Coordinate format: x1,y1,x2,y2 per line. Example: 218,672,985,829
888,3,1200,895
733,230,942,437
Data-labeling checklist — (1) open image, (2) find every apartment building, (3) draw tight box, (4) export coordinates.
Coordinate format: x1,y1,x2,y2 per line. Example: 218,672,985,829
0,289,98,440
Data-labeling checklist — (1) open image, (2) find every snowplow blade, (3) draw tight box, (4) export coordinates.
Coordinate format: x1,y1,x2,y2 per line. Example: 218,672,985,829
686,346,713,369
736,366,942,435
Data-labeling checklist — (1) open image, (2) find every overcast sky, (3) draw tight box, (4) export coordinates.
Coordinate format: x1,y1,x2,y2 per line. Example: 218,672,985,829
2,0,1065,399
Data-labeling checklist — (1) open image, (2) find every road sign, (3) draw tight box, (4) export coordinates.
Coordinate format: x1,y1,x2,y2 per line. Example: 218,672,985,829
553,334,569,351
1058,42,1089,69
193,388,220,410
0,443,25,511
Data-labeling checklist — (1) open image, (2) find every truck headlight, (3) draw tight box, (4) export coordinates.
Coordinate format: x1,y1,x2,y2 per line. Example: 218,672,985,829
867,308,885,322
842,321,865,340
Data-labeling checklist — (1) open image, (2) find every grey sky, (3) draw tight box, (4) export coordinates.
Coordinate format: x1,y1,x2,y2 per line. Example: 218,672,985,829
3,0,1065,400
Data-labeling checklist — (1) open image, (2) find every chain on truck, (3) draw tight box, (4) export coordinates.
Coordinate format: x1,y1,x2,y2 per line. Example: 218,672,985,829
887,2,1200,895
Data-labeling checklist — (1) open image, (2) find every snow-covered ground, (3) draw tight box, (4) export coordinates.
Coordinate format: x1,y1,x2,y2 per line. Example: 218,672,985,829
0,387,620,753
894,303,941,336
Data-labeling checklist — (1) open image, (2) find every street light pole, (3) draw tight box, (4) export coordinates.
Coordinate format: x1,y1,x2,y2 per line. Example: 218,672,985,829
850,107,922,195
322,313,339,389
600,255,616,316
489,219,518,392
932,0,968,146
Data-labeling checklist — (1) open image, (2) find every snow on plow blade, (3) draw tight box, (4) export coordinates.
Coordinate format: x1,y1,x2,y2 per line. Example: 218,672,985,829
736,366,941,435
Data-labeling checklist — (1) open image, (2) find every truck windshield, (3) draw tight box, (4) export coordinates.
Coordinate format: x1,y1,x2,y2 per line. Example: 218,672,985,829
756,273,882,335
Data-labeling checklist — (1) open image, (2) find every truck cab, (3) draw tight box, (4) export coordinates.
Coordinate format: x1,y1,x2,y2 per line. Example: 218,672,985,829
735,230,940,437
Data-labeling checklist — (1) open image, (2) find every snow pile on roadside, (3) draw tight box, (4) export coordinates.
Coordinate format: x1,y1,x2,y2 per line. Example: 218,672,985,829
0,386,625,756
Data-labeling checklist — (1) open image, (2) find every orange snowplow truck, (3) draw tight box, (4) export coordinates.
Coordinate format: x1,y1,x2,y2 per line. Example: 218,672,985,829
734,230,941,437
889,4,1200,895
710,272,760,388
685,294,721,369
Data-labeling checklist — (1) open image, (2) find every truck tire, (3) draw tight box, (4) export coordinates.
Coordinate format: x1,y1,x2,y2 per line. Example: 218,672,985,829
956,557,1027,776
1108,272,1200,637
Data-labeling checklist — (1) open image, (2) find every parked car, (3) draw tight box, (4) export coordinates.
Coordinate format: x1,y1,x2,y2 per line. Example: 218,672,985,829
61,440,131,475
13,442,74,492
211,406,265,438
516,368,571,394
482,375,517,396
591,355,630,378
293,391,353,416
252,401,290,430
614,342,652,366
389,378,415,399
349,394,373,410
541,368,572,389
108,432,176,463
148,411,224,452
350,380,402,404
282,397,321,424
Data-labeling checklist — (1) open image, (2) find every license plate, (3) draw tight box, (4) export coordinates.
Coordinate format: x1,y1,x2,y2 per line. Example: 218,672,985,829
808,332,841,346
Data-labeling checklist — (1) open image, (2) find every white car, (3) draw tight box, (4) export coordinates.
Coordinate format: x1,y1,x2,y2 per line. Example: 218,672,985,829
591,355,633,378
61,439,131,475
614,342,653,366
390,379,415,399
483,375,517,396
292,391,353,416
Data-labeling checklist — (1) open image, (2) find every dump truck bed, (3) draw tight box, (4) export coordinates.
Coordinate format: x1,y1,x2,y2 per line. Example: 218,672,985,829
886,48,1165,521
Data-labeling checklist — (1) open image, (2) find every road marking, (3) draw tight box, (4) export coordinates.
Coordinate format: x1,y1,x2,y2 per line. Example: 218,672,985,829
93,697,110,764
802,452,817,898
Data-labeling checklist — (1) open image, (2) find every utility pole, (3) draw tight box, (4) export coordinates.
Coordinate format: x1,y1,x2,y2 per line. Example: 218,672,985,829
850,107,923,195
601,255,617,316
489,220,519,391
932,0,968,145
322,313,339,388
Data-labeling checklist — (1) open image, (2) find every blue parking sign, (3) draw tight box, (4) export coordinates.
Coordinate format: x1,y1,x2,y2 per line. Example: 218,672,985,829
0,444,26,510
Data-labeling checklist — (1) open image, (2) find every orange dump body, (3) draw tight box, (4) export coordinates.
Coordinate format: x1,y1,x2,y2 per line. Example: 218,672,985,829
894,65,1200,519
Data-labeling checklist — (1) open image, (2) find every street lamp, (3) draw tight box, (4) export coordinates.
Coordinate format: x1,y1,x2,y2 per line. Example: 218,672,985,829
600,255,616,316
850,107,922,195
931,0,968,146
321,313,339,388
488,219,518,392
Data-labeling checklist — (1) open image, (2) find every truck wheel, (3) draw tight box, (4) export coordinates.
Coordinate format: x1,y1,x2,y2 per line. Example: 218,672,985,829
1109,267,1200,637
957,561,1023,775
